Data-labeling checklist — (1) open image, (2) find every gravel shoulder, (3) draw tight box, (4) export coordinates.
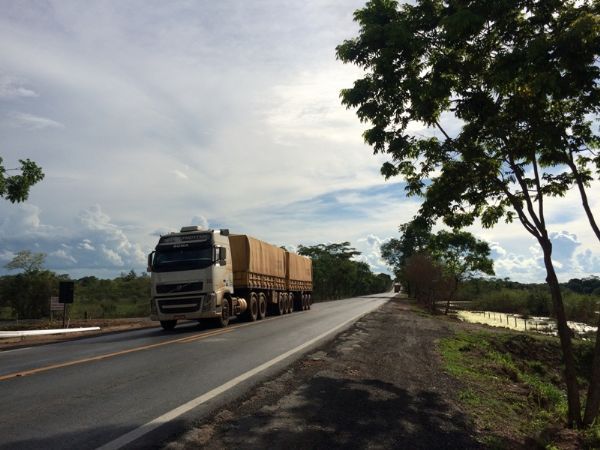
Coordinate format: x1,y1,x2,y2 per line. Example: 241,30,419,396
164,297,484,450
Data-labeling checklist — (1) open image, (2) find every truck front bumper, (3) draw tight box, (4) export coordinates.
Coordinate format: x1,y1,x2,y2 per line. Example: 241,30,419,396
151,293,217,321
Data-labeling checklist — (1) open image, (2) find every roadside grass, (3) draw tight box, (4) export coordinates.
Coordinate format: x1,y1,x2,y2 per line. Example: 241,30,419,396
440,331,598,449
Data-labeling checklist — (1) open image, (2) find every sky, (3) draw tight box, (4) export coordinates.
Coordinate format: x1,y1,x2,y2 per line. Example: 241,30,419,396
0,0,599,282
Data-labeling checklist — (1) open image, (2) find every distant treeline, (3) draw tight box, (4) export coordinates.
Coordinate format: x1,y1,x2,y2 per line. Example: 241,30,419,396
298,242,392,301
457,277,600,326
0,268,151,320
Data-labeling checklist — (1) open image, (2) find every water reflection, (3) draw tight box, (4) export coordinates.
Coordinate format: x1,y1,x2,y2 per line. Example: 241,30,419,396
456,310,597,338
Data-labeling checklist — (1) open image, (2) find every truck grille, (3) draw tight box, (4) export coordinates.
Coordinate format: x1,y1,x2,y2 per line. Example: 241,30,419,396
156,282,203,294
157,296,202,314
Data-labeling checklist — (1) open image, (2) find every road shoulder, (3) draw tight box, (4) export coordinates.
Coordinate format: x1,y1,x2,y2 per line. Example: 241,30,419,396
164,298,483,449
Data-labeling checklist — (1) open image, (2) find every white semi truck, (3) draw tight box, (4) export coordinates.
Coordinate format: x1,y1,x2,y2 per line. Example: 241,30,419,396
147,227,313,330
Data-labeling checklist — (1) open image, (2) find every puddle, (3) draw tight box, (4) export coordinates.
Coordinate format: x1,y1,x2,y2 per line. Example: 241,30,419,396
456,310,597,338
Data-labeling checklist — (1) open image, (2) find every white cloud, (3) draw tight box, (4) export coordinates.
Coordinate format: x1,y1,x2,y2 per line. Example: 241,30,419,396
5,111,64,129
355,234,389,274
189,215,209,230
0,250,15,263
0,1,598,283
0,74,37,98
0,203,147,276
78,239,95,251
171,169,188,180
50,248,77,264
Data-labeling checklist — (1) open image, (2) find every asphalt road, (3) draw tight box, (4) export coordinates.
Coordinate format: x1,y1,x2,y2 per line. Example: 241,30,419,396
0,294,389,449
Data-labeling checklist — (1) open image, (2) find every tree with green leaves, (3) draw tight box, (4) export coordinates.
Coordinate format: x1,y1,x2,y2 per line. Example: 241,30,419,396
382,220,494,309
429,230,495,313
0,157,44,203
297,242,391,299
4,250,46,274
337,0,600,427
381,216,432,285
2,251,53,318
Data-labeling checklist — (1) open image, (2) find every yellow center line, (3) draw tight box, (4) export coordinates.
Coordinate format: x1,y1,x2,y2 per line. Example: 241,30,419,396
0,314,288,382
0,326,239,382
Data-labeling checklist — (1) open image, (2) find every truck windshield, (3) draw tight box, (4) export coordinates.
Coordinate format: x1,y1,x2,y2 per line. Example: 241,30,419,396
153,246,213,272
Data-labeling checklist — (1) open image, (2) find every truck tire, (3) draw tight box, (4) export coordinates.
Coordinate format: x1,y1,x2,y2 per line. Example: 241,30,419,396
302,294,307,310
308,294,312,309
283,293,290,314
258,293,267,320
246,292,258,322
287,294,293,314
215,298,230,328
276,293,285,316
160,320,177,331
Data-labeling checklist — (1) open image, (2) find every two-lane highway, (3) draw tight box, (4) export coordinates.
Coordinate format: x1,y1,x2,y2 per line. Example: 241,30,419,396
0,294,390,449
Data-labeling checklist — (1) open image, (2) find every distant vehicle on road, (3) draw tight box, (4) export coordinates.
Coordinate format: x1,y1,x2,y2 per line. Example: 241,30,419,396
393,283,402,293
147,227,313,330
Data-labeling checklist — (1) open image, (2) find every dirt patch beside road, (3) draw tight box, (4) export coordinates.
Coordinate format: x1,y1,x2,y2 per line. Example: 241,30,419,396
165,297,484,449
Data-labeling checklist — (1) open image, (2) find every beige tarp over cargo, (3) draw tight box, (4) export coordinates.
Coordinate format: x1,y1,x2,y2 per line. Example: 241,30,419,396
229,235,287,290
286,252,313,291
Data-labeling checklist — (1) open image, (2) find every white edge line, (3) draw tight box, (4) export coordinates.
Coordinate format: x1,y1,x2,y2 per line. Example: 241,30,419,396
0,327,101,338
96,300,384,450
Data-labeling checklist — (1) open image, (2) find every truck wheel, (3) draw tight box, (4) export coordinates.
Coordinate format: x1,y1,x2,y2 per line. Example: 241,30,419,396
283,293,290,314
276,293,285,315
287,294,293,314
302,294,307,310
215,298,230,328
246,292,258,322
307,294,312,310
258,293,267,320
160,320,177,331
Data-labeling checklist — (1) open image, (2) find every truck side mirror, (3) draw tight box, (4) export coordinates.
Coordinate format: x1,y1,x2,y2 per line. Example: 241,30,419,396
147,252,154,272
219,247,227,266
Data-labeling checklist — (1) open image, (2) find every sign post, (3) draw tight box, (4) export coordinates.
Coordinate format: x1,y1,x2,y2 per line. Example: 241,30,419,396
58,281,75,328
49,296,62,322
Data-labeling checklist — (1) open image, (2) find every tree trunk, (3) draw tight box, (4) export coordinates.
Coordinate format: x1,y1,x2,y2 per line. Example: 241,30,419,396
541,239,582,427
444,277,458,315
571,165,600,426
583,310,600,426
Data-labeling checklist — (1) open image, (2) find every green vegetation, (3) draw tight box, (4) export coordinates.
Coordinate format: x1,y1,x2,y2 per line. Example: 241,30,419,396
440,331,599,449
297,242,392,301
69,271,150,319
338,0,600,427
381,219,494,313
0,266,150,321
457,278,600,326
0,157,44,203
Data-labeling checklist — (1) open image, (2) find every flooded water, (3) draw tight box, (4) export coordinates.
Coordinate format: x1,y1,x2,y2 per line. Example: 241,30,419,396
456,310,597,338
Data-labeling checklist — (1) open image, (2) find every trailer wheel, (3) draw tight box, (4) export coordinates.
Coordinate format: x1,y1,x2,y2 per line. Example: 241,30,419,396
246,292,258,321
160,320,177,331
215,298,230,328
258,293,267,320
287,293,293,314
307,294,312,310
302,294,307,310
276,293,285,315
284,293,291,314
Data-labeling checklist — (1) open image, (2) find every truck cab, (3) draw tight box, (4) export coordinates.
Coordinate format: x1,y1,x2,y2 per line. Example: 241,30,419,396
148,227,233,330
